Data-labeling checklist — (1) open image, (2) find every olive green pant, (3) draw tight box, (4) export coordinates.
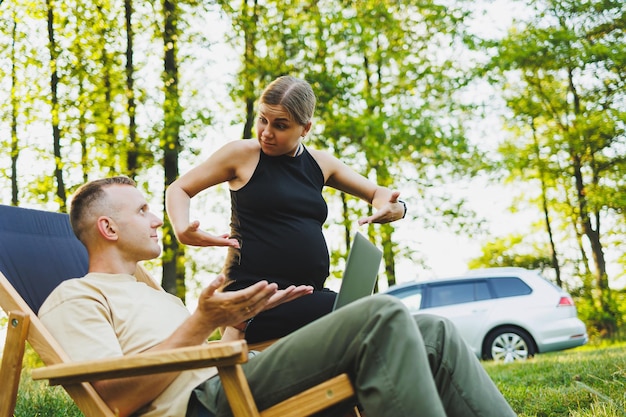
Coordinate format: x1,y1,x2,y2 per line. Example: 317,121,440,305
187,294,516,417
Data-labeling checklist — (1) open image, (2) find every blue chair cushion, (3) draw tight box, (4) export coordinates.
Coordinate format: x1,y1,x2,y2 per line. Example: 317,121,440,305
0,205,88,313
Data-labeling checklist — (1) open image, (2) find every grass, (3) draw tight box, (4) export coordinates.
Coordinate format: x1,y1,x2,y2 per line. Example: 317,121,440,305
486,343,626,417
14,376,82,416
11,343,626,417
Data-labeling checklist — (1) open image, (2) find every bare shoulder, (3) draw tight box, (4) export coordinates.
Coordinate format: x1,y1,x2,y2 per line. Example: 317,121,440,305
220,138,260,154
307,148,343,176
221,139,261,189
212,139,259,164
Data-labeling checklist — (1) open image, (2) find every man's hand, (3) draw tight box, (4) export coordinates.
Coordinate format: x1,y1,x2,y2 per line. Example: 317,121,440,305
196,275,313,330
177,220,240,248
265,284,314,310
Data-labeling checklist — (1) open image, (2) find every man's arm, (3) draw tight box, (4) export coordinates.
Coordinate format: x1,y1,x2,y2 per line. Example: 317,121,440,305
93,276,312,416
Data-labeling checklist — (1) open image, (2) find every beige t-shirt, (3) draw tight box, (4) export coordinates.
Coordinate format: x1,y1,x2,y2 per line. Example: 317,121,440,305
38,272,218,416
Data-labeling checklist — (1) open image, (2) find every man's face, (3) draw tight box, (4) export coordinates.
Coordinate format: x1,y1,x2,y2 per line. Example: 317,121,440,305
104,184,164,262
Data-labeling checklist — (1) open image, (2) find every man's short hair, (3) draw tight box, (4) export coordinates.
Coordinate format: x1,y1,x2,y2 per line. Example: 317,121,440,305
70,176,136,243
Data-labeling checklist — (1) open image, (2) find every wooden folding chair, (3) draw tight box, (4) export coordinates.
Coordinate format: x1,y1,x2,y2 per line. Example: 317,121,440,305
0,204,357,417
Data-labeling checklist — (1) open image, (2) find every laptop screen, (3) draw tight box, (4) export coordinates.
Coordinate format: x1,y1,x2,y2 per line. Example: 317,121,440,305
332,232,383,310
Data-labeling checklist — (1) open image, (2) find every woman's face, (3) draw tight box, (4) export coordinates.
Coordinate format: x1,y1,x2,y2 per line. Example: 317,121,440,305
256,103,311,157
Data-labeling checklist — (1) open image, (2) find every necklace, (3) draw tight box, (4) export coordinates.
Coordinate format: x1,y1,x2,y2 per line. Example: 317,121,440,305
292,142,303,157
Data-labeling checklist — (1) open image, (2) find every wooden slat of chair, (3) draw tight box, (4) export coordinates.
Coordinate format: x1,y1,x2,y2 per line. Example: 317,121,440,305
218,364,262,417
31,342,249,385
248,339,361,417
31,343,358,417
0,311,29,417
260,374,355,417
33,355,357,417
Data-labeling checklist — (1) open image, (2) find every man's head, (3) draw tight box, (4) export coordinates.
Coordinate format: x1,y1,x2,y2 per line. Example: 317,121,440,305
70,176,163,262
70,176,136,243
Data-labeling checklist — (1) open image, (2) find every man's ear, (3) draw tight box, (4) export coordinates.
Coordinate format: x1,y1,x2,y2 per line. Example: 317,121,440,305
96,216,118,241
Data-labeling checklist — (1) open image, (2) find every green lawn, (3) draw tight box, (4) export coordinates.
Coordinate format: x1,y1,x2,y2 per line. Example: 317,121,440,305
486,343,626,417
12,343,626,417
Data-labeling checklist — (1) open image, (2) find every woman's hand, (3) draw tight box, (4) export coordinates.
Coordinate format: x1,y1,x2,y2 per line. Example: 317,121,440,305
177,220,240,248
358,190,406,225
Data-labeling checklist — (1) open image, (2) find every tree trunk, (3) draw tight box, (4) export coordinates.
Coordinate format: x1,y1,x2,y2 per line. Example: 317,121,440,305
10,17,18,206
47,0,66,212
125,0,139,178
240,0,259,140
161,0,185,300
532,124,561,286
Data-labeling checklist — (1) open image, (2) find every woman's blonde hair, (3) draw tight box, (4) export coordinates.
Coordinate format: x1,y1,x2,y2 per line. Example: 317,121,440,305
259,76,316,126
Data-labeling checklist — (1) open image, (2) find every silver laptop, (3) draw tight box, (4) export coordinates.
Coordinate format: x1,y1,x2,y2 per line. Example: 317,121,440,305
332,232,383,310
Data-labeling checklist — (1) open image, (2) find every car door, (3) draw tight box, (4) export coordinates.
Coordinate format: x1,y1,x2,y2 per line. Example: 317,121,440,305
421,280,493,351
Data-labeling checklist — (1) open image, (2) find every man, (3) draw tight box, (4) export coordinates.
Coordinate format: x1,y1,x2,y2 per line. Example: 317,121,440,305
38,176,517,417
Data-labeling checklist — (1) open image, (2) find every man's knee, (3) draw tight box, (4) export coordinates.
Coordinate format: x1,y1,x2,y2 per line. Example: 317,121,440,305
414,313,470,366
414,313,461,343
363,294,413,318
414,313,455,329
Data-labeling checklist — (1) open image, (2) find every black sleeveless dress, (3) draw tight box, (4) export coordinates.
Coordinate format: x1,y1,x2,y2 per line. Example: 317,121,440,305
223,146,337,343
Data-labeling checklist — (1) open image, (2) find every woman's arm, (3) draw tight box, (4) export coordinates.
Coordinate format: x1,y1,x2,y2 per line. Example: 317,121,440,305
165,140,258,247
311,149,406,224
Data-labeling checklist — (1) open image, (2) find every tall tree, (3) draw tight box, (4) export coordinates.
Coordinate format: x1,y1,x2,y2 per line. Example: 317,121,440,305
9,12,18,205
161,0,185,299
216,0,481,286
531,122,562,286
124,0,139,178
46,0,66,211
479,0,625,333
305,0,478,286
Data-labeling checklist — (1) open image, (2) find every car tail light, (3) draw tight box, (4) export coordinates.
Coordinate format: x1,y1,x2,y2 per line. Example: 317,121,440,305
557,296,574,306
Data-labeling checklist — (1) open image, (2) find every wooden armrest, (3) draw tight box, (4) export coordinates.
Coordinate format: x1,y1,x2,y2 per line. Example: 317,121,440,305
31,340,248,386
261,374,355,417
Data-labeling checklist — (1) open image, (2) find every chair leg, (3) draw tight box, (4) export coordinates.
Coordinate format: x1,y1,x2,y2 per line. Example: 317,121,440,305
347,407,362,417
341,405,363,417
218,364,261,417
0,311,30,417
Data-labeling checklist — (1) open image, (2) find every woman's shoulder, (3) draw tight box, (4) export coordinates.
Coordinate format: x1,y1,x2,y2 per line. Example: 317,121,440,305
211,139,260,168
307,147,341,171
221,138,260,153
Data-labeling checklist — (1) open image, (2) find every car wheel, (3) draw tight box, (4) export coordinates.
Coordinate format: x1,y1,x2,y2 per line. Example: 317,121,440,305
483,326,535,363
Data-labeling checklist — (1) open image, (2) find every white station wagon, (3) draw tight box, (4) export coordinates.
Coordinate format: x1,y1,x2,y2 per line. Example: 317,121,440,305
384,267,588,362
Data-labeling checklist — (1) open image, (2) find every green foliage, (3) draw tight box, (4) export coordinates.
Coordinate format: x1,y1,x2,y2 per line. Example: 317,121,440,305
14,374,83,417
10,345,82,416
486,344,626,417
467,0,626,331
468,234,553,271
1,0,624,305
576,290,626,339
22,343,45,369
216,0,486,286
576,296,616,340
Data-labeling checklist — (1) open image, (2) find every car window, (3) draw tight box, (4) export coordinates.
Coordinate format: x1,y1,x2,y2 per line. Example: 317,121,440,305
475,281,491,301
427,281,491,308
393,287,423,312
489,277,532,298
429,282,474,307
